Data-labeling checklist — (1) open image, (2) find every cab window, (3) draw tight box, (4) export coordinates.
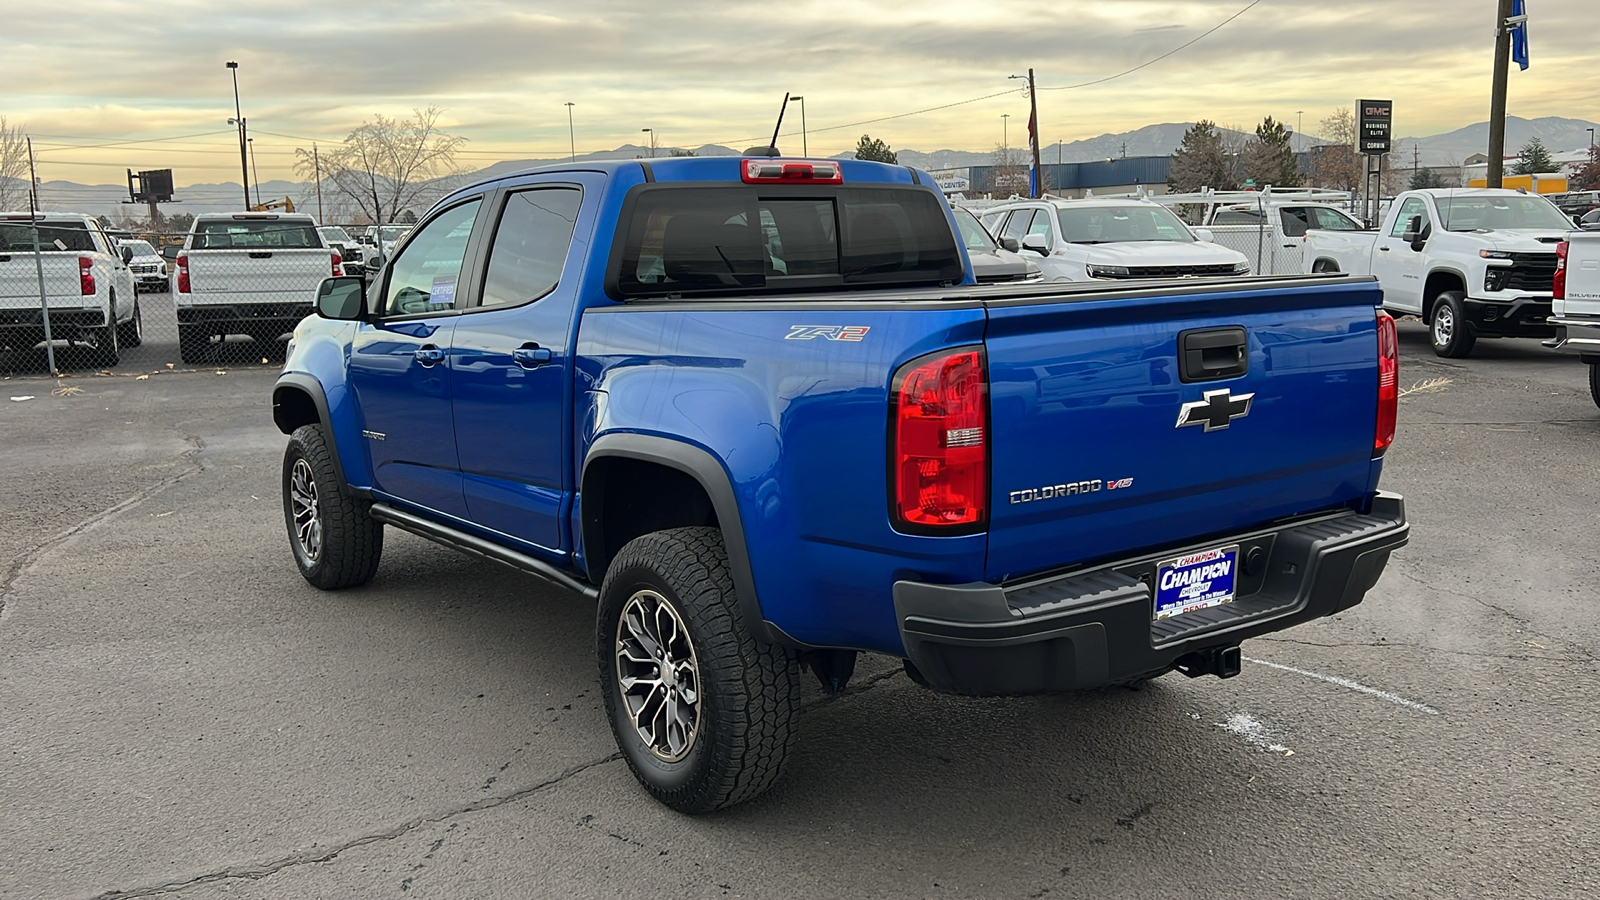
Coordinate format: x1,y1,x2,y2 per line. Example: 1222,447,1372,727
381,200,482,317
479,189,582,308
1389,197,1430,238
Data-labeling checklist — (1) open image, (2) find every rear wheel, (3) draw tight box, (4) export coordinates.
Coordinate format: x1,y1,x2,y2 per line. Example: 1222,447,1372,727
1589,363,1600,410
597,527,801,813
118,299,143,348
178,322,209,364
282,423,383,589
1430,291,1476,358
94,293,121,367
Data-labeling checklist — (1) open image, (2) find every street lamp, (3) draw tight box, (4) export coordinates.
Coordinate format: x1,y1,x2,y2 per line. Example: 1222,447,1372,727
791,95,807,156
247,137,260,207
225,61,249,209
228,117,252,207
641,127,656,158
1589,127,1596,151
565,102,576,162
1297,110,1304,151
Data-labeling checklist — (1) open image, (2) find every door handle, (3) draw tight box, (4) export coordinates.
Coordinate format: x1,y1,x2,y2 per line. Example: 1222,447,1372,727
414,344,445,366
513,343,553,368
1378,246,1391,252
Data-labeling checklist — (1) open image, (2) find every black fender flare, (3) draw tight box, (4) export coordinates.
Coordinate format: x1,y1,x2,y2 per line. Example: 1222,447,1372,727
272,373,351,492
581,433,788,647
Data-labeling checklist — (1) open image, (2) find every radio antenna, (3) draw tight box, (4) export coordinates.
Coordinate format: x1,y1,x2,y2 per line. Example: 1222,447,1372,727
767,92,791,154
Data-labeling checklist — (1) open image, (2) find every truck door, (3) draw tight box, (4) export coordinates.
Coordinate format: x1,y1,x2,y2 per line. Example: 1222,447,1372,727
348,198,485,518
1371,196,1430,313
449,182,590,555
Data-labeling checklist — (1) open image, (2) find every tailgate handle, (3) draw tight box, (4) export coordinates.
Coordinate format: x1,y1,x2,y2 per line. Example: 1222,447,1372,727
249,251,273,259
1178,327,1248,383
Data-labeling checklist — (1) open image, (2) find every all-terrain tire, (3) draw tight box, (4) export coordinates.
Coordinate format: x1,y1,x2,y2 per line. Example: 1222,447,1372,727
1590,363,1600,411
94,292,121,367
1430,291,1476,358
282,423,383,590
597,526,801,814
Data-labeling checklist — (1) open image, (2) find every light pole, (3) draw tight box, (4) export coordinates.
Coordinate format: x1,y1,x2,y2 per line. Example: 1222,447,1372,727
1589,128,1596,151
791,95,807,156
1001,114,1010,158
565,102,576,161
248,137,260,207
641,128,656,158
225,61,250,209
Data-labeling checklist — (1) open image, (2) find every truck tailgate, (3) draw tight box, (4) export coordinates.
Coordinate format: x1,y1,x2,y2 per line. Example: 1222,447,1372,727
185,249,330,304
0,255,79,306
983,277,1382,582
1558,233,1600,317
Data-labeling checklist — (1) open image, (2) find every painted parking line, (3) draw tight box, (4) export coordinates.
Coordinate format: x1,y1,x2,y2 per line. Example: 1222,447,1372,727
1244,656,1441,716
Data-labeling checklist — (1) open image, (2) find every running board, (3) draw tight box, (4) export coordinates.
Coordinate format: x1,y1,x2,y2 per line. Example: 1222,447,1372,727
368,503,599,601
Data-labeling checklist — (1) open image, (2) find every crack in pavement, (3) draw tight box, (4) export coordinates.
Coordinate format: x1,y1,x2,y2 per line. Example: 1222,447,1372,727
1386,567,1599,666
803,667,903,712
0,431,206,621
1254,636,1581,666
87,751,625,900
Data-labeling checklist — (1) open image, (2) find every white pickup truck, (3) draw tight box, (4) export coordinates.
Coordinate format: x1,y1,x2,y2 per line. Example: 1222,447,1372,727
175,213,341,363
976,198,1250,282
1548,226,1600,407
1303,188,1571,357
0,212,141,366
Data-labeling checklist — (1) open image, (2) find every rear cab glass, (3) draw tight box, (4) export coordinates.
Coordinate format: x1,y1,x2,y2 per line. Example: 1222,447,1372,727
609,185,962,297
191,218,321,250
0,220,96,252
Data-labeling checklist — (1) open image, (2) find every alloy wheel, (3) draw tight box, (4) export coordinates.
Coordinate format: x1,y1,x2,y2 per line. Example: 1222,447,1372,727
288,458,322,561
615,589,701,762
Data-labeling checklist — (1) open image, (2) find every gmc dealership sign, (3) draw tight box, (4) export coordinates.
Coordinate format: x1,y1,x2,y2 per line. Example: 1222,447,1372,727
1359,100,1393,155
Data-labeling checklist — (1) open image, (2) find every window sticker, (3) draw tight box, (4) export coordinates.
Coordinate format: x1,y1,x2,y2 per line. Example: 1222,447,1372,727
430,275,457,307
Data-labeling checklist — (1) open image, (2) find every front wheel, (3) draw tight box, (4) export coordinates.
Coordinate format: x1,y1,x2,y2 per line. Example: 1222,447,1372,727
1430,291,1476,358
597,527,801,814
282,424,383,589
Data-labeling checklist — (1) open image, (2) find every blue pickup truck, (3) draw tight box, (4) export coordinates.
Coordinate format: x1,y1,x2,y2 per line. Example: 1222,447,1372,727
273,154,1409,813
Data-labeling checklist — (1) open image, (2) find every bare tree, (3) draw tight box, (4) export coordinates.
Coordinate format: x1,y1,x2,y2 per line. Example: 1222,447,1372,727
296,108,467,225
989,143,1029,197
1310,108,1363,193
0,118,32,211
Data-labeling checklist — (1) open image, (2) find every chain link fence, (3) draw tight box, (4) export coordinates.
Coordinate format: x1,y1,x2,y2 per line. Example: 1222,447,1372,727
1,223,375,378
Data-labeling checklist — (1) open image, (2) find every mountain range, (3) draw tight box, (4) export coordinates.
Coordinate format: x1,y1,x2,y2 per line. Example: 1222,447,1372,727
18,116,1596,223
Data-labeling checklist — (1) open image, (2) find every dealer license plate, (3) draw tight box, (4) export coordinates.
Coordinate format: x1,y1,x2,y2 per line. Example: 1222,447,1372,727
1153,545,1239,620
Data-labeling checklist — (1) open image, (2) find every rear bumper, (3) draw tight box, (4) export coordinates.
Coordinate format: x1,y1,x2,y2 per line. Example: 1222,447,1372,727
1463,297,1555,338
178,302,312,327
1544,317,1600,357
0,307,107,330
894,493,1408,696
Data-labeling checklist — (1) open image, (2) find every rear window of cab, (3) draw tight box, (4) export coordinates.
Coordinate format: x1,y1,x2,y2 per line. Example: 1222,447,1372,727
609,185,962,298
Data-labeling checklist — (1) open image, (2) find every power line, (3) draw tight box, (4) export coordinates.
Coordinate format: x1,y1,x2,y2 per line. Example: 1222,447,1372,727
30,130,238,152
1038,0,1266,91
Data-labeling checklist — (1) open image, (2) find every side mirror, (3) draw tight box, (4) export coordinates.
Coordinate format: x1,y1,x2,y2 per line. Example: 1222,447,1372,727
1192,227,1216,243
998,236,1021,253
1021,233,1049,255
366,253,385,273
120,245,134,264
316,276,368,321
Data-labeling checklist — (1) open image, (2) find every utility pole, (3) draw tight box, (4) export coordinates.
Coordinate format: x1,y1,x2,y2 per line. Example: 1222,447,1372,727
1413,142,1421,186
1487,0,1514,188
26,137,58,375
313,143,324,222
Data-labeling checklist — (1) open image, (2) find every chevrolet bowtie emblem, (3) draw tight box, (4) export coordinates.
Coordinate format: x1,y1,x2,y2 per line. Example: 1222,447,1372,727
1176,389,1255,432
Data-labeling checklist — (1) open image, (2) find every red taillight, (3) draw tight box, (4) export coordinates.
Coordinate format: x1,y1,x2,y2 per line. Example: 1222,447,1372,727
1374,310,1398,457
1553,240,1568,301
176,254,190,294
332,251,343,276
891,348,987,531
78,256,95,296
742,158,843,184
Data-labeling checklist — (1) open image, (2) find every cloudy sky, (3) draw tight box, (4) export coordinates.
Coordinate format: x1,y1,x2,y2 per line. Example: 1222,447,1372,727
5,0,1598,187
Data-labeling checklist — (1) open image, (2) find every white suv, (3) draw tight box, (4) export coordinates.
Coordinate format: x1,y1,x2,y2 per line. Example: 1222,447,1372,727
977,198,1250,283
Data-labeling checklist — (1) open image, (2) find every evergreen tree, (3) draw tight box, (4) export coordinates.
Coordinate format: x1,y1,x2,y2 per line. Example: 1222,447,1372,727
1511,137,1557,175
1409,168,1447,190
1244,116,1302,188
854,134,897,164
1167,121,1232,191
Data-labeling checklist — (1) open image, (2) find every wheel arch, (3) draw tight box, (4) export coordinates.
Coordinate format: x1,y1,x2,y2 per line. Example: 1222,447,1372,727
581,433,786,646
1421,268,1469,322
273,373,352,493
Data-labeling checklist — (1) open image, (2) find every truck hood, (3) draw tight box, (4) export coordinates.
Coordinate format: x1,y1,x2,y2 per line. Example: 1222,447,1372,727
1072,241,1248,266
1461,230,1568,251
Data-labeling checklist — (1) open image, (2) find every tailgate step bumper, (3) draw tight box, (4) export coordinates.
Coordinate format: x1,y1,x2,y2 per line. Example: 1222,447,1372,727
893,493,1408,696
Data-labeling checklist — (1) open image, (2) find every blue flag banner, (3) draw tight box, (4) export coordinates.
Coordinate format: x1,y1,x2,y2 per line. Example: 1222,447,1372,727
1510,0,1529,70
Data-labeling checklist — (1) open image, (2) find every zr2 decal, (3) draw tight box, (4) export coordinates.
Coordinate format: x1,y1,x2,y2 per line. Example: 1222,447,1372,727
785,325,870,342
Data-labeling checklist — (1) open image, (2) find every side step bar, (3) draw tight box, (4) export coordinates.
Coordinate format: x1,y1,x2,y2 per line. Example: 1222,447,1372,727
369,502,599,601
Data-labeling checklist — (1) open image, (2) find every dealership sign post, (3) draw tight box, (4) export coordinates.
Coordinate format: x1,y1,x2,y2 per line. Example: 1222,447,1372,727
1358,100,1394,226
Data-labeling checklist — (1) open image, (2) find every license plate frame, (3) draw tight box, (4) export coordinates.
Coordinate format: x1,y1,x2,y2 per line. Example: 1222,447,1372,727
1153,544,1240,620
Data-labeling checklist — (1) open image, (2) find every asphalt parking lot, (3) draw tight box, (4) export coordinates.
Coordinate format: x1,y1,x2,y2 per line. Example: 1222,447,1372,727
3,320,1598,899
